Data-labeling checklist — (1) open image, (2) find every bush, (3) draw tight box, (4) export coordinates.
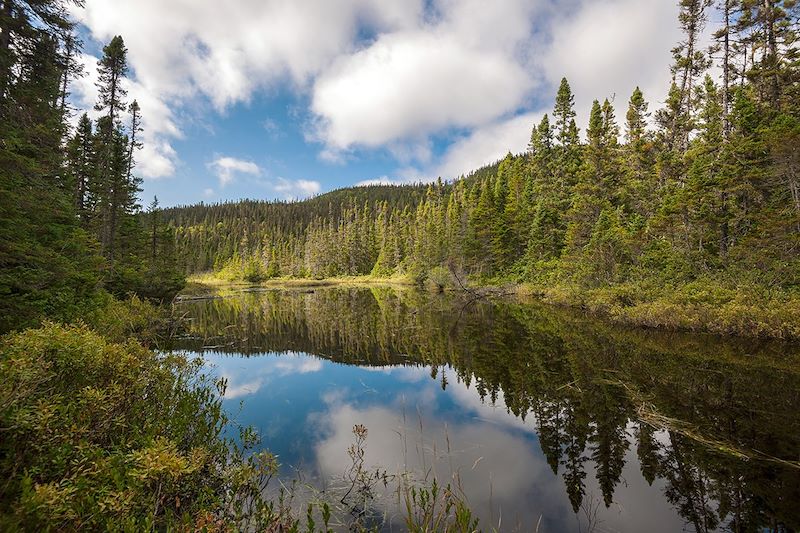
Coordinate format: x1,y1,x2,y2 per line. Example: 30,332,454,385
242,256,268,283
425,266,453,293
83,294,170,345
0,323,277,531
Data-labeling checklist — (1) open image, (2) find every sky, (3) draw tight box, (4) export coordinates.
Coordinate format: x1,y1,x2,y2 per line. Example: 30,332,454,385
68,0,685,207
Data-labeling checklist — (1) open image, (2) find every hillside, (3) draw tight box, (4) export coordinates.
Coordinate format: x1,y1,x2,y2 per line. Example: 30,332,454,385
163,77,800,338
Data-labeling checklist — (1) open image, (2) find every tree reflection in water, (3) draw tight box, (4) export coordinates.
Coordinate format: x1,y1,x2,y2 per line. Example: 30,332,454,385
171,287,800,532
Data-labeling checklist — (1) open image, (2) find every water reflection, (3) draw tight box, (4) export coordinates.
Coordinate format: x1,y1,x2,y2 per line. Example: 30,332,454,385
172,287,800,532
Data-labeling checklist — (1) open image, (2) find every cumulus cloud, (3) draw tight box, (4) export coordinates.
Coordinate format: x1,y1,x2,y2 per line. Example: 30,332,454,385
309,0,543,155
71,0,685,186
208,156,261,186
273,178,321,200
431,111,540,180
311,30,533,150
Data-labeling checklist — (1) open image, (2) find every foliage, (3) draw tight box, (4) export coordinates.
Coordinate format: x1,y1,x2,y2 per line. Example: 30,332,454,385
0,323,231,530
161,1,800,338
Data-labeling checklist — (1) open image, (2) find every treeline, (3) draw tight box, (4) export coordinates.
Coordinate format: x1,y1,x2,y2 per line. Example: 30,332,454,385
0,0,183,332
162,184,430,276
168,0,800,306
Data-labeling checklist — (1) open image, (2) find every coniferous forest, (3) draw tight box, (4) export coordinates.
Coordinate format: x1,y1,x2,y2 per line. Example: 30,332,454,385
0,2,183,333
1,0,800,531
164,0,800,339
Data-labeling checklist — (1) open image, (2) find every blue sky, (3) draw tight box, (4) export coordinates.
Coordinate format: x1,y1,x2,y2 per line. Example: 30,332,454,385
69,0,683,207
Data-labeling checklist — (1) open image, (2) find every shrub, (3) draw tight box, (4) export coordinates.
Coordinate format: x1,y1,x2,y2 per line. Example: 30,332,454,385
425,266,453,293
0,323,277,531
242,256,268,283
83,294,170,345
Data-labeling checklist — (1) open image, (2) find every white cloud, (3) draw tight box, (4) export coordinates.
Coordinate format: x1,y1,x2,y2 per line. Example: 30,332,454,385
70,0,686,185
311,30,533,150
273,178,321,200
203,188,215,198
262,118,284,140
208,156,261,186
430,111,540,180
309,0,543,155
541,0,682,138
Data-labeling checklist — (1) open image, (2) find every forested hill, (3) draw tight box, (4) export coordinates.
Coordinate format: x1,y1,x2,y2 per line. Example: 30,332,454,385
162,162,502,274
162,183,430,235
163,0,800,340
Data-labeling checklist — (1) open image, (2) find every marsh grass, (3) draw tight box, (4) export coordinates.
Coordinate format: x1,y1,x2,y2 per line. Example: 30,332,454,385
515,280,800,340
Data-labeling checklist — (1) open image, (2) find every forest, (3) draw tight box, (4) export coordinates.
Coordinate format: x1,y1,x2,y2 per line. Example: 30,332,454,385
0,0,799,530
0,1,183,333
164,0,800,338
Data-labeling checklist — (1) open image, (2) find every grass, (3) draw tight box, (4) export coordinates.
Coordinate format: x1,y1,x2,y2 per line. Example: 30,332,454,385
187,272,418,289
514,280,800,341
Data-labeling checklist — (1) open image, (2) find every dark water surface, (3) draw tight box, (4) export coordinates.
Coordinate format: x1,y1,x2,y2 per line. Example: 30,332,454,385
171,287,800,532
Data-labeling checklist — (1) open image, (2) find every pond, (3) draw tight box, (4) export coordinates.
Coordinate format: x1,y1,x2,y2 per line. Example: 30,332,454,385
171,286,800,532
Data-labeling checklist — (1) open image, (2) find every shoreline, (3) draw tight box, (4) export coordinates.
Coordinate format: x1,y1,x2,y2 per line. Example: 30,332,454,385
514,283,800,342
180,274,417,296
181,274,800,342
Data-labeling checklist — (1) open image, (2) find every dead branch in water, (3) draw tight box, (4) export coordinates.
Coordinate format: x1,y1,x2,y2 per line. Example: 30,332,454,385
447,262,514,301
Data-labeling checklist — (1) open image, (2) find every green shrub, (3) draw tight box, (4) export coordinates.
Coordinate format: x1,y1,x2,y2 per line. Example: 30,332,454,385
83,294,170,345
242,256,268,283
425,266,453,293
0,323,277,531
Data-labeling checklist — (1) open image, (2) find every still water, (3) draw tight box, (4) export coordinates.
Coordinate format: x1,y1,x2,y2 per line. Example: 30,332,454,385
171,286,800,532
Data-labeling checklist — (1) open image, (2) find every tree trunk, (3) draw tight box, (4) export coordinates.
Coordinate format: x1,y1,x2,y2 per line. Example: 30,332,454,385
151,215,157,263
762,0,780,106
0,0,15,103
720,0,730,257
58,35,74,120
